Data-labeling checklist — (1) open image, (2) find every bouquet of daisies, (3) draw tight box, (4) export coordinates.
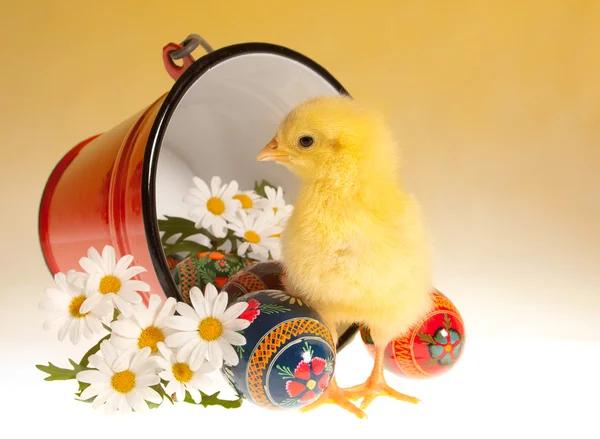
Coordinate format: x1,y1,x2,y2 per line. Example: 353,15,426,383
159,177,293,263
37,245,251,413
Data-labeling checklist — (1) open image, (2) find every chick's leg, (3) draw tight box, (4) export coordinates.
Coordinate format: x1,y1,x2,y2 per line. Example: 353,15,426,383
299,318,366,419
344,343,421,410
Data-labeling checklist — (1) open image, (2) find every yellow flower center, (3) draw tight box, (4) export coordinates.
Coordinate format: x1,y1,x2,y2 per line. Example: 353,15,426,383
306,379,317,390
111,370,136,394
172,362,194,383
137,326,165,353
244,230,261,244
206,197,225,215
444,344,452,352
68,295,88,318
233,194,253,209
272,207,279,214
198,317,223,341
99,275,121,295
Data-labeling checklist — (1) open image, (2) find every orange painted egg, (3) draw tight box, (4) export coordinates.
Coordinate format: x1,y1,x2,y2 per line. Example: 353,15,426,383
360,289,465,379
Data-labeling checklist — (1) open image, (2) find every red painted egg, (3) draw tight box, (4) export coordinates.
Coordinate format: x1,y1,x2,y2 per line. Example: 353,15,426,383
221,261,286,305
360,289,465,379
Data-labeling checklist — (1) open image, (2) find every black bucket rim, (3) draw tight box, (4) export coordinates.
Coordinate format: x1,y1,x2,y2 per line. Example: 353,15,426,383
142,41,358,350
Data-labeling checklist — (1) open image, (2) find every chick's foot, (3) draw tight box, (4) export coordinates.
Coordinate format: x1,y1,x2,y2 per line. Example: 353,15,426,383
344,378,421,410
344,344,421,410
300,378,366,419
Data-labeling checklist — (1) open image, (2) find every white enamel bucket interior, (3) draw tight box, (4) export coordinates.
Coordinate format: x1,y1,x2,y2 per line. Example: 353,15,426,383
155,52,341,229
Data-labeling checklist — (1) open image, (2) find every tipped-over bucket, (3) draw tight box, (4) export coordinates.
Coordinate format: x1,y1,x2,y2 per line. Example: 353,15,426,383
38,37,358,348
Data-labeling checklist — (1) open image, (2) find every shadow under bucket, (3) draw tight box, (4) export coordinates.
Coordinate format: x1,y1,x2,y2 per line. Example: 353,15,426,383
38,38,358,350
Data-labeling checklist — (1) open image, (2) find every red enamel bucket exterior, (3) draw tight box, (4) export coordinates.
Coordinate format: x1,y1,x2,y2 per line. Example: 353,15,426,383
39,94,168,305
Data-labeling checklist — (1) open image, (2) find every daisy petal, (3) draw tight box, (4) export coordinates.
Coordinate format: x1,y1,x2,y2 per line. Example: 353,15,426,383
113,254,134,278
129,347,151,372
91,388,113,408
136,373,160,388
126,280,151,294
163,316,198,331
113,295,133,317
222,329,246,346
193,176,211,199
210,176,221,196
117,393,131,412
203,284,218,315
139,387,162,404
88,355,113,376
212,291,228,319
57,320,70,341
79,257,103,276
111,320,141,339
104,393,120,415
79,385,101,401
221,302,249,324
177,338,201,364
155,297,177,326
223,318,250,332
208,341,223,369
102,245,117,273
127,391,148,412
218,338,239,366
186,387,201,403
175,301,202,321
188,340,209,369
189,287,207,317
79,293,104,315
76,370,109,384
165,330,197,348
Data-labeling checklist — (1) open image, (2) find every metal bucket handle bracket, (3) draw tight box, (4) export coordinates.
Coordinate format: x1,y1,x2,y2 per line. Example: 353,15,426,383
162,33,214,80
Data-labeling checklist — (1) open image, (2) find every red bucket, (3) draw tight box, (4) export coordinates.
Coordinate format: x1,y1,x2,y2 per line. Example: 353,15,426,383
38,35,358,347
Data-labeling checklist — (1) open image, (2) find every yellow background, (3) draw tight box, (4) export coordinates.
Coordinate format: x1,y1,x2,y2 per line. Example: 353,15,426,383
0,1,598,435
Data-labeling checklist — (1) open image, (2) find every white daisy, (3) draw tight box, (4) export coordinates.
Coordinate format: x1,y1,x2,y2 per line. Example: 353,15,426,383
39,270,112,344
110,294,177,355
163,284,250,370
263,186,294,219
228,210,283,260
79,245,150,318
184,176,242,238
153,342,214,403
232,189,269,216
76,341,161,414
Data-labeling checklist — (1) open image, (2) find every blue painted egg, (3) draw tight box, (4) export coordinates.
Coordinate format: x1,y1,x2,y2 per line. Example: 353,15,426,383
222,290,336,410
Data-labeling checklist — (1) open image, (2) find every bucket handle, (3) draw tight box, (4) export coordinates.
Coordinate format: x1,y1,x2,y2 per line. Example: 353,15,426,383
163,34,214,81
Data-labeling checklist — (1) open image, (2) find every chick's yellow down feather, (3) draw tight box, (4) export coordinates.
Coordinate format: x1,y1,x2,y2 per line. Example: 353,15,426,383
257,95,433,417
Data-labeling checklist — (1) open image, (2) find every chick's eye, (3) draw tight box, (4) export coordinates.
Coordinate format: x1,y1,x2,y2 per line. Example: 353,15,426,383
298,136,314,148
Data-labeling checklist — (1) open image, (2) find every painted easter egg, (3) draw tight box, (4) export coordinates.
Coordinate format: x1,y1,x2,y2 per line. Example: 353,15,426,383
171,252,247,304
221,261,286,304
222,290,335,410
360,289,465,379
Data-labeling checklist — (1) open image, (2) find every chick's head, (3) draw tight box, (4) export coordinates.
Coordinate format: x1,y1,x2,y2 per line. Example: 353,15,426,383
257,95,398,180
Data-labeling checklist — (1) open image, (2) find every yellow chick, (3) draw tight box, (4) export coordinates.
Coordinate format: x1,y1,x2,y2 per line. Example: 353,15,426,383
256,95,433,418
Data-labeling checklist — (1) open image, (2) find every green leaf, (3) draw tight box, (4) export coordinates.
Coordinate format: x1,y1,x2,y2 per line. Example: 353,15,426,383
35,361,83,381
253,179,276,198
157,215,215,258
184,390,243,409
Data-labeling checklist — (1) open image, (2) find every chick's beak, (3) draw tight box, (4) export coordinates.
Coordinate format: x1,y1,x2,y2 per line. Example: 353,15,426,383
257,138,289,162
